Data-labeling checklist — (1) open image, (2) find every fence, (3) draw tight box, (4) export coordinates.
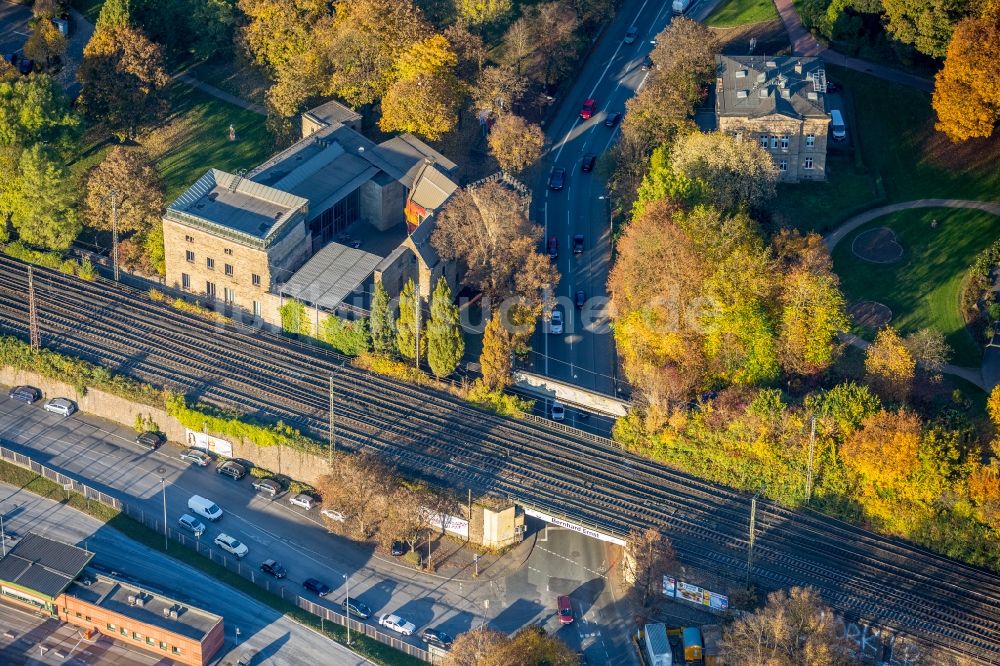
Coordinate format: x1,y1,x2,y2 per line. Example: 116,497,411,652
0,444,438,664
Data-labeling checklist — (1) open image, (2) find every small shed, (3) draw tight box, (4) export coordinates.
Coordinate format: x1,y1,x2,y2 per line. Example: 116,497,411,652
643,623,673,666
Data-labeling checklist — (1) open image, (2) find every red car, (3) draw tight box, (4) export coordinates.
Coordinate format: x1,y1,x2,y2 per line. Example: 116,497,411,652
579,99,597,120
557,595,574,624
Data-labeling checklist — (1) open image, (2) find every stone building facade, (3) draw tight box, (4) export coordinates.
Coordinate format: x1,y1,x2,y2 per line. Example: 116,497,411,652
715,55,831,182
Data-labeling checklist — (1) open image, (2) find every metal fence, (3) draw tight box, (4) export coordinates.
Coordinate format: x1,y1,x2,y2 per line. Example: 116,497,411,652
0,444,439,664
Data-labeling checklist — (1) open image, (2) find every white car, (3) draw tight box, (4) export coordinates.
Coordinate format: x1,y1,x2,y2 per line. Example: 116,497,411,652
178,514,206,537
551,403,566,421
43,397,77,417
548,310,564,335
289,494,316,510
180,449,212,466
378,613,416,636
214,533,248,558
321,508,345,523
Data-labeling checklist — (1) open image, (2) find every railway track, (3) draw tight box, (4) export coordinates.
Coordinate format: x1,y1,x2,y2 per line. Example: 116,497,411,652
0,257,998,661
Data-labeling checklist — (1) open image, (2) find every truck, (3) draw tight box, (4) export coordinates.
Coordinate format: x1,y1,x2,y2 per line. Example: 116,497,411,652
643,624,672,666
672,0,692,14
682,626,703,663
187,495,223,522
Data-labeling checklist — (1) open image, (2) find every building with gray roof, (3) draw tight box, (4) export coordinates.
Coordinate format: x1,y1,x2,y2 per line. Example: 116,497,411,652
0,533,93,608
715,55,832,182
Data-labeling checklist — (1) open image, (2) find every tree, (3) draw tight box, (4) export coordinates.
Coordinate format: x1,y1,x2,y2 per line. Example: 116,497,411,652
903,327,951,372
932,17,1000,142
503,17,533,75
8,145,80,250
379,73,464,140
880,0,969,58
471,65,527,118
456,0,513,25
237,0,328,74
443,23,486,80
396,278,426,361
0,74,79,154
32,0,61,19
721,586,855,666
778,269,849,375
634,145,701,216
669,131,779,211
622,527,676,613
24,17,68,69
95,0,134,30
864,326,916,401
841,409,923,490
394,34,457,81
446,627,509,666
988,384,1000,427
427,277,464,378
446,626,576,666
487,114,543,173
480,314,513,390
316,451,398,539
371,281,396,356
530,2,580,86
83,146,164,234
380,485,433,554
78,25,170,139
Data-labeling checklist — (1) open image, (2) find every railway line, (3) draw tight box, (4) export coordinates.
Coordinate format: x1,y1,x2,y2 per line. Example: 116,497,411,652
0,257,999,661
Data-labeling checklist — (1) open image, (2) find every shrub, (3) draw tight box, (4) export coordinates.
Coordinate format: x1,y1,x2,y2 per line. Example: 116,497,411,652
354,352,432,386
77,258,97,281
288,480,314,496
249,466,273,479
466,380,533,417
280,299,309,336
319,316,371,356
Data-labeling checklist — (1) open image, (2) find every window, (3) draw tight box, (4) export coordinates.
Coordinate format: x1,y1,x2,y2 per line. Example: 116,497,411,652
206,281,216,298
76,612,82,618
252,273,261,287
770,135,779,148
133,632,141,641
780,135,789,150
224,248,233,256
120,627,127,636
759,135,768,148
85,616,91,622
181,273,190,290
805,133,815,148
206,257,215,270
159,642,167,650
779,160,788,172
172,647,181,655
224,263,233,277
224,287,235,304
185,250,194,263
107,623,115,631
185,235,194,243
146,637,155,646
252,301,261,317
804,157,814,170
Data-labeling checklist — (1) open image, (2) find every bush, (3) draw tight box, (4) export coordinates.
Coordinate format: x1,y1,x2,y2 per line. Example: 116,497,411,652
3,242,96,281
249,466,273,479
280,299,309,336
354,353,433,386
288,480,314,496
466,381,533,417
78,258,97,281
319,316,371,356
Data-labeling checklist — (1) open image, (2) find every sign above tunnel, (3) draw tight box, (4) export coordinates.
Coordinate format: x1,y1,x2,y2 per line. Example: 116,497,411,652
523,507,626,546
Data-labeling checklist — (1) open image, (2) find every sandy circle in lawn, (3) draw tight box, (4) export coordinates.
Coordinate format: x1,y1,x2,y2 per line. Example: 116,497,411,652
852,227,904,264
848,300,893,329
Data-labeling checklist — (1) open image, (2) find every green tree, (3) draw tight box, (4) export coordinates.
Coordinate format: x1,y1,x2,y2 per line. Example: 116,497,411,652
779,269,849,375
320,316,371,356
880,0,971,58
96,0,134,30
279,299,308,335
0,74,79,154
480,313,513,390
8,145,80,251
669,130,779,212
455,0,513,25
396,278,426,361
427,277,464,378
370,281,396,356
633,145,701,216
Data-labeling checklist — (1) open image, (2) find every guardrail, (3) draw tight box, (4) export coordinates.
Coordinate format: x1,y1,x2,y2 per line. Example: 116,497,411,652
0,444,438,664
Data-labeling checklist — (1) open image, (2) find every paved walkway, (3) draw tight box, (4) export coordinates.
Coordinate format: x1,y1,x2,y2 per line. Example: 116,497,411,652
771,0,934,93
825,199,1000,391
175,72,267,115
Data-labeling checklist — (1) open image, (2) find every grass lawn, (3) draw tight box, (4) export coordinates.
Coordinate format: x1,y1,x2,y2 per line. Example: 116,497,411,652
771,154,880,234
831,207,1000,367
72,0,105,23
706,0,780,27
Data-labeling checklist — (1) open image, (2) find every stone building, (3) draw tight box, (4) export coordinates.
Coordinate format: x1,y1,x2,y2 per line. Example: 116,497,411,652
163,100,459,327
715,55,831,182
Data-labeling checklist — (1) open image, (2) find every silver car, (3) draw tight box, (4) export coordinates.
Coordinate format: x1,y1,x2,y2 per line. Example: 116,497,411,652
43,397,77,417
180,449,212,466
214,533,248,558
178,513,206,537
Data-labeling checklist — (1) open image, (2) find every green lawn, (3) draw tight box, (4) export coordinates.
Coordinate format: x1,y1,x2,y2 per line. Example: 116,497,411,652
771,154,880,234
706,0,780,27
831,207,1000,367
72,0,105,23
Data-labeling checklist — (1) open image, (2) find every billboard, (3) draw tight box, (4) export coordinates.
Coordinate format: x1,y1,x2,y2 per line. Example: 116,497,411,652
185,429,233,457
663,575,728,612
424,508,469,539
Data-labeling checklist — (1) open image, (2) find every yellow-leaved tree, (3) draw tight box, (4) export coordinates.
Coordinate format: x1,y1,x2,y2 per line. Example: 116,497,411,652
864,326,916,401
932,16,1000,142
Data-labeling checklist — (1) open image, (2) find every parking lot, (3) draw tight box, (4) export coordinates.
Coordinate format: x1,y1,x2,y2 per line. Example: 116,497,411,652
0,1,31,60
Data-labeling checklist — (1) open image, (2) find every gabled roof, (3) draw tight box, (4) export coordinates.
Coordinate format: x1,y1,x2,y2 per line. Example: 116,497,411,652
302,99,362,129
378,134,458,189
716,55,829,120
409,162,458,211
406,215,440,268
278,242,382,311
0,533,93,599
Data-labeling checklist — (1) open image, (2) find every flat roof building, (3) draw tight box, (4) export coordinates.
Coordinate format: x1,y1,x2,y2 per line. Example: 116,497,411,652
0,533,93,612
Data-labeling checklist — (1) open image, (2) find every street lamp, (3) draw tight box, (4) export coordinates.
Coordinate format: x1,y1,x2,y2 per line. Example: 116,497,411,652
0,508,6,557
343,574,351,646
160,475,168,551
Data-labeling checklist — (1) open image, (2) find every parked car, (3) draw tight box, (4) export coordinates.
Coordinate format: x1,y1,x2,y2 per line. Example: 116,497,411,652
547,236,559,259
289,493,315,510
8,385,41,404
604,111,622,128
43,397,76,417
572,234,584,255
420,628,454,650
321,508,345,523
214,533,248,558
641,55,654,71
135,431,165,450
252,478,281,497
579,98,597,120
548,310,564,335
217,460,247,481
580,153,596,172
188,495,223,522
180,449,212,466
379,613,416,636
551,403,566,421
574,290,586,310
390,541,407,556
343,598,372,620
624,25,638,43
557,595,574,624
177,514,206,537
303,578,332,597
548,167,566,191
260,559,287,579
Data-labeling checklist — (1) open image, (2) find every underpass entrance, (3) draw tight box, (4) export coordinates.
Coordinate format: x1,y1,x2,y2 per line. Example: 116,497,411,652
521,506,626,546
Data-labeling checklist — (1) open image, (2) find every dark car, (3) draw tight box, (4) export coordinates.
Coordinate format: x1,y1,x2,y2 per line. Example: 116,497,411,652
343,598,372,620
420,628,454,649
547,236,558,259
217,460,247,481
8,386,42,404
390,541,407,556
135,431,165,450
604,111,622,128
572,234,584,255
574,290,586,309
557,595,574,624
579,98,597,120
580,153,596,172
641,55,654,71
303,578,331,597
17,59,33,76
260,559,287,579
548,167,566,191
252,478,281,497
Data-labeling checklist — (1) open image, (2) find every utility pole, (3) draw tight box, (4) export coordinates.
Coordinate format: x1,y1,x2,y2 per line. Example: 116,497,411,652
1,509,7,557
110,190,120,282
414,290,421,370
160,476,168,551
343,574,351,646
28,267,39,352
746,485,765,589
805,417,816,503
328,376,335,464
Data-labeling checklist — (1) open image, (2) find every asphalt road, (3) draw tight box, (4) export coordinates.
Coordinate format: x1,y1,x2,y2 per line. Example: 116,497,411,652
0,1,31,60
0,479,370,666
0,391,639,662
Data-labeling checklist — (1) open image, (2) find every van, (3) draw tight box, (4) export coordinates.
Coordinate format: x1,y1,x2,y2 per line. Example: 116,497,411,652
830,109,847,141
188,495,223,521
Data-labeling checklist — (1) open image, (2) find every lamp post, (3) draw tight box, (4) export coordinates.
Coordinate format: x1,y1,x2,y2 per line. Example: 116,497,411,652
1,509,6,557
343,574,351,646
160,476,168,551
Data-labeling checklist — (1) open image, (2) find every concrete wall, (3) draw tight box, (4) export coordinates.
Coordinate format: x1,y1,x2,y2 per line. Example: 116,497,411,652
513,371,628,416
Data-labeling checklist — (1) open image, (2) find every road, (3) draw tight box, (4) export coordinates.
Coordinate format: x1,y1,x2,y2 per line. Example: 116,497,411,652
0,479,370,665
0,259,998,663
0,389,637,663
